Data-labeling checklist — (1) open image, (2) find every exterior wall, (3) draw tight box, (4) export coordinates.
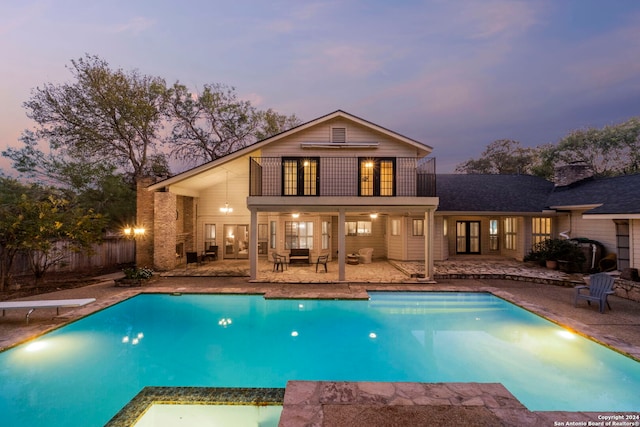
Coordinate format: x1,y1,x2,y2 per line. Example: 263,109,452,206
136,178,155,268
441,215,528,260
406,217,425,261
261,118,421,158
386,216,405,260
433,216,448,261
344,215,386,259
153,191,177,270
569,211,617,254
195,156,251,259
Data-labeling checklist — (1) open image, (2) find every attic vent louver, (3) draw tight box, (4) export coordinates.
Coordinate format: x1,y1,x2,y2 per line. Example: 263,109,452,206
332,127,346,143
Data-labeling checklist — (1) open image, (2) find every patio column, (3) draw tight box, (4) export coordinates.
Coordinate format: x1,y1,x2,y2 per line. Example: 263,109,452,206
424,208,435,281
249,208,258,281
338,209,346,281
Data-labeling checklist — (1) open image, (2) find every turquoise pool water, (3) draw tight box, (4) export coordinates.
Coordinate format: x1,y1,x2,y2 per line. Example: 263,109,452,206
1,292,639,426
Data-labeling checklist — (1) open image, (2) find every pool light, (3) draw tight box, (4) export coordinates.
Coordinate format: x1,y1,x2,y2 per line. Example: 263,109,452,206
25,341,48,352
218,318,232,327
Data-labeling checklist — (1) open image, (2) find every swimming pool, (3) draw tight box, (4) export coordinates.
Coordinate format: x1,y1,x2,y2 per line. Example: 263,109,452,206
1,292,638,426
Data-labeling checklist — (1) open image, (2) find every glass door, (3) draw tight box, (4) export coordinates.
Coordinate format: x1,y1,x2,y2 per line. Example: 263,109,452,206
223,224,249,259
456,221,480,254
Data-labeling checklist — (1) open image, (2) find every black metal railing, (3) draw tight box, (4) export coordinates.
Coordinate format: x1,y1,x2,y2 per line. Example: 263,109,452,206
249,157,436,197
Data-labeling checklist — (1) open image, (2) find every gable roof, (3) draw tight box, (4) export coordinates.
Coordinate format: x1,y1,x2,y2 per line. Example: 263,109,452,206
436,174,555,213
547,173,640,215
149,110,433,192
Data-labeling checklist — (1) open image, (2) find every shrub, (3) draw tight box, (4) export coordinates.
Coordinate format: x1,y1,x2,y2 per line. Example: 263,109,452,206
123,266,154,280
524,238,586,266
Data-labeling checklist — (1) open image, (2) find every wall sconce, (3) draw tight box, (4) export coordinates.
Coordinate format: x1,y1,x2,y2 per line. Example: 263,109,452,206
123,226,145,239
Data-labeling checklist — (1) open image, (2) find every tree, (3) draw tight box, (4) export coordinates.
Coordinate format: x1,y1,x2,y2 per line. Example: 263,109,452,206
254,108,303,141
538,117,640,177
166,83,261,164
0,177,32,290
455,139,535,174
0,177,106,289
3,130,136,227
22,54,170,181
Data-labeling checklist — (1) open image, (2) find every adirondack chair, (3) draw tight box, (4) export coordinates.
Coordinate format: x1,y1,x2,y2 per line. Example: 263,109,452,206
574,273,615,313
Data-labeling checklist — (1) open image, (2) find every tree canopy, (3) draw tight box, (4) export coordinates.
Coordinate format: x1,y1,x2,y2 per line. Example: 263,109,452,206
3,54,301,230
456,118,640,178
166,83,302,165
455,139,535,175
22,54,170,180
0,177,106,290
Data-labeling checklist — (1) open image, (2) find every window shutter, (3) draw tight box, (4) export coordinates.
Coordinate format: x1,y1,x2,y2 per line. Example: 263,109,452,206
332,127,346,143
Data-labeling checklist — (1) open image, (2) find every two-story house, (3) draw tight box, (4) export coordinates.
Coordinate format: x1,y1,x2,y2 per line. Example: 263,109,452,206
138,110,439,281
136,110,640,281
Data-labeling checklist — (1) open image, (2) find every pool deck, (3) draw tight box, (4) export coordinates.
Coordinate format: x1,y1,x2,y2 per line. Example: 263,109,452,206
1,258,639,426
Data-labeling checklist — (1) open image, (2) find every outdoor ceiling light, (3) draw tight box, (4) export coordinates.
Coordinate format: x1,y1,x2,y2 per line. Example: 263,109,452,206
292,213,300,218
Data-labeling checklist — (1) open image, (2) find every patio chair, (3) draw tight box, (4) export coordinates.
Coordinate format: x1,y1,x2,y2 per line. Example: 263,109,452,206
316,254,328,272
203,245,218,261
358,248,374,264
272,253,287,272
185,252,200,269
574,272,615,313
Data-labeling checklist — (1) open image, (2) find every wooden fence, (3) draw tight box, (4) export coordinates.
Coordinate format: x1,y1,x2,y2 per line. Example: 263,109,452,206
9,237,135,277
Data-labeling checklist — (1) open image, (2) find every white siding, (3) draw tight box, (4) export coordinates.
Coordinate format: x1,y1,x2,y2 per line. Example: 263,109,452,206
386,216,404,260
406,217,426,261
344,216,386,259
261,118,420,157
570,212,617,254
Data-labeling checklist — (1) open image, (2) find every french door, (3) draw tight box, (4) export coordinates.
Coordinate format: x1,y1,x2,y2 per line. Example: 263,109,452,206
456,221,480,254
223,224,249,259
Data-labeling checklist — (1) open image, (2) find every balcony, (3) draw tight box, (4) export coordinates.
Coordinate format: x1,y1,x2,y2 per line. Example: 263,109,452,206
249,157,436,197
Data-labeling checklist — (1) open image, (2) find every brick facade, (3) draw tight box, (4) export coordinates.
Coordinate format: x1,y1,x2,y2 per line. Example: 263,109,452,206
136,178,155,268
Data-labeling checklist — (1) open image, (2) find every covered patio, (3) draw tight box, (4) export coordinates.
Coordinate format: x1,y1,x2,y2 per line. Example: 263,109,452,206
161,256,580,285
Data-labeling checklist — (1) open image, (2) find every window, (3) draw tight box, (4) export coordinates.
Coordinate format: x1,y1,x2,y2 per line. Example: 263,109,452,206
489,219,499,251
345,221,371,236
282,158,319,196
391,219,401,236
270,221,277,249
412,219,424,236
615,220,630,270
504,217,517,251
204,224,216,241
285,221,313,249
359,158,395,196
321,221,330,250
204,223,216,247
531,217,551,246
332,127,346,143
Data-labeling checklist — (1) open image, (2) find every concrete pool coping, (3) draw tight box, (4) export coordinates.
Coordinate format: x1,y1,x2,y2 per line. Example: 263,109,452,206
1,270,639,426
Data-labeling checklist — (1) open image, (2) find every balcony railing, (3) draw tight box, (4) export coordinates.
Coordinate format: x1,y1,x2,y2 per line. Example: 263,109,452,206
249,157,436,197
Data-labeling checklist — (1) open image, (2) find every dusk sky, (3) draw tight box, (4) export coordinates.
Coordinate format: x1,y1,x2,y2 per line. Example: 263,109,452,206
2,0,640,174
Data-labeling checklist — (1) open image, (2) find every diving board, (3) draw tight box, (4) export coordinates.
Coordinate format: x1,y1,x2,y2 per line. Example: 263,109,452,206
0,298,96,324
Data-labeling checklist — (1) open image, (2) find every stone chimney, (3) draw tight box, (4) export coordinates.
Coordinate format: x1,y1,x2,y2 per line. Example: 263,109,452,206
553,162,594,187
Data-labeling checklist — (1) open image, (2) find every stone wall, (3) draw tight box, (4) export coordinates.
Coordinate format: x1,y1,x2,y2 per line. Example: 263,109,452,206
614,278,640,302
